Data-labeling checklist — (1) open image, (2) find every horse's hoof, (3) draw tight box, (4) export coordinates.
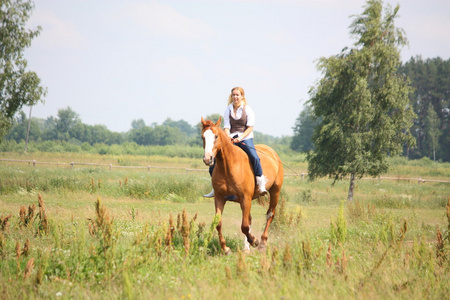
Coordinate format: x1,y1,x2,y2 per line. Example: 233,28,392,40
257,244,267,253
251,239,260,248
224,247,231,255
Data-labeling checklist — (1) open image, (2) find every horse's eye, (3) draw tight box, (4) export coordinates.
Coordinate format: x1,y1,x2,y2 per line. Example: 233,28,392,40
215,135,218,140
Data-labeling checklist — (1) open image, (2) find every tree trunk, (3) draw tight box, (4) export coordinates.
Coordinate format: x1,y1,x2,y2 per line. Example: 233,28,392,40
347,173,355,201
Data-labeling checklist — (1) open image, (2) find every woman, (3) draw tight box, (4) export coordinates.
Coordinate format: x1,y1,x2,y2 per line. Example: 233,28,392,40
203,87,267,198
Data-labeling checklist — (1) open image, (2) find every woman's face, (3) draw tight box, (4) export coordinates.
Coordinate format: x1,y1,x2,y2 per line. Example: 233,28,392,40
231,89,243,107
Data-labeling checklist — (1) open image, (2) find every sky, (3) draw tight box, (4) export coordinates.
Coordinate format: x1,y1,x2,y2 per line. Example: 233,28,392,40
23,0,450,137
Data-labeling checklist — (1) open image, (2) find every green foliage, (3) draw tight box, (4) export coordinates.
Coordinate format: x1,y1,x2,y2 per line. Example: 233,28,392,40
0,0,46,141
330,201,347,244
291,104,321,152
399,56,450,162
424,102,442,161
307,0,416,200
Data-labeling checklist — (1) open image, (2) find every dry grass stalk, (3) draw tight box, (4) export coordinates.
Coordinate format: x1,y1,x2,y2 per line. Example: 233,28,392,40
181,209,190,255
196,222,206,238
302,240,312,270
21,239,30,257
88,198,114,241
19,206,26,225
155,236,162,257
176,213,181,232
96,197,110,227
165,214,174,252
0,233,6,258
225,265,232,280
282,244,293,269
397,219,408,245
271,246,279,264
0,214,12,231
35,266,44,286
23,258,35,279
37,194,49,235
436,228,445,266
24,204,36,228
335,248,348,275
260,253,271,274
326,244,332,267
236,249,247,279
15,241,21,260
87,221,96,236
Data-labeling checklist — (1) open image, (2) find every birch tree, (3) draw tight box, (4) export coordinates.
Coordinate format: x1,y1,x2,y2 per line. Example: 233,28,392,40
307,0,416,201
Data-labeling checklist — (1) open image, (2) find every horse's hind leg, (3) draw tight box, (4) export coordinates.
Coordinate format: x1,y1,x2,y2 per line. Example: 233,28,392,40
259,187,280,249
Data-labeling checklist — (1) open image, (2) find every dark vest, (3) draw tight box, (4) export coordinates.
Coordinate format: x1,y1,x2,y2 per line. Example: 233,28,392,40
229,106,248,133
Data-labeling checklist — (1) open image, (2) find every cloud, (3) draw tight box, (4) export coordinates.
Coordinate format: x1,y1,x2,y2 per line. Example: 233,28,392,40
30,9,88,51
123,2,214,40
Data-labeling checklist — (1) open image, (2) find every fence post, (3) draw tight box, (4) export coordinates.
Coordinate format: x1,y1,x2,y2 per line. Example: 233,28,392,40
71,162,74,169
301,172,304,180
148,166,150,171
33,160,36,167
109,163,112,171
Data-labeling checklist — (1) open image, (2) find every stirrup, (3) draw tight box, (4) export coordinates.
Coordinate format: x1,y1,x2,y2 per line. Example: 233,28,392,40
203,189,215,198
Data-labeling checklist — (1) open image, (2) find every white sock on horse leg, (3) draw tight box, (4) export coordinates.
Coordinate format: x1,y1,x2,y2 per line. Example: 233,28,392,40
243,225,251,251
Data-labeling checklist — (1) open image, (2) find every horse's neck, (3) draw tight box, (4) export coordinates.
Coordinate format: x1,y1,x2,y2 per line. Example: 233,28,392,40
216,131,243,172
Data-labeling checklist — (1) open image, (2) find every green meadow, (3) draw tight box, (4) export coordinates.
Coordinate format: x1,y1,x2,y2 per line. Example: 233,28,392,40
0,151,449,299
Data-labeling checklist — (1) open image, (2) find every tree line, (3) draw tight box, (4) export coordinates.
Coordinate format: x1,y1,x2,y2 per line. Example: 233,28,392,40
292,56,450,162
4,108,290,148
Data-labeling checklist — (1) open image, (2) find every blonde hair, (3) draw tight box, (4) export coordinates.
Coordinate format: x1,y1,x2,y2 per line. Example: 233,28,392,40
227,87,247,105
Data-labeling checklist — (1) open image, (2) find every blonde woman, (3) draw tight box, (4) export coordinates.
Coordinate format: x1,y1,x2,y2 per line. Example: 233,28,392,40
204,87,267,197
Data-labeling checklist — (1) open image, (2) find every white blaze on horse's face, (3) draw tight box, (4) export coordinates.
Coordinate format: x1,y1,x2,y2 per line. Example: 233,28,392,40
203,129,215,166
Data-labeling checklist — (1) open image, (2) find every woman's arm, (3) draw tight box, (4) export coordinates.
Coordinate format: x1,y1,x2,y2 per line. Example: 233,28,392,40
234,126,253,143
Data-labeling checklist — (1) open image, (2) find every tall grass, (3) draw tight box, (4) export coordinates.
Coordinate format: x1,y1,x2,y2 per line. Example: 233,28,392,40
0,152,449,298
1,194,449,298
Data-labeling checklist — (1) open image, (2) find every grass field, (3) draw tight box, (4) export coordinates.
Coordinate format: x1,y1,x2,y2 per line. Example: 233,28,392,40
0,151,449,299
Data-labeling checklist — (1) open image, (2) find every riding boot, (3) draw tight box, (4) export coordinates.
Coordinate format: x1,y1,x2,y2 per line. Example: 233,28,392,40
256,175,268,196
203,189,215,198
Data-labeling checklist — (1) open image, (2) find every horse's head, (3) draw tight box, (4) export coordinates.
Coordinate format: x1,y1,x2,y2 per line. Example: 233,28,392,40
201,117,222,166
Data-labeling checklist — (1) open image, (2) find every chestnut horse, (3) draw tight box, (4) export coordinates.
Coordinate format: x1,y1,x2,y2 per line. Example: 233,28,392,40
201,117,284,254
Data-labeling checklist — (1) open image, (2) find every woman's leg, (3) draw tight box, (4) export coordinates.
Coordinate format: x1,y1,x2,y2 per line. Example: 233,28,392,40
235,139,263,176
203,161,215,197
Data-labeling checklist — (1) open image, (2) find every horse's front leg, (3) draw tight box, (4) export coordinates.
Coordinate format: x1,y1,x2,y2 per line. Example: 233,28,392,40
240,197,259,247
215,197,230,255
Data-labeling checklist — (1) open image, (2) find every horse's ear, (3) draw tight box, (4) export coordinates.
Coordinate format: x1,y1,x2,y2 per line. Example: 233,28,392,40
215,116,222,127
201,117,206,127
